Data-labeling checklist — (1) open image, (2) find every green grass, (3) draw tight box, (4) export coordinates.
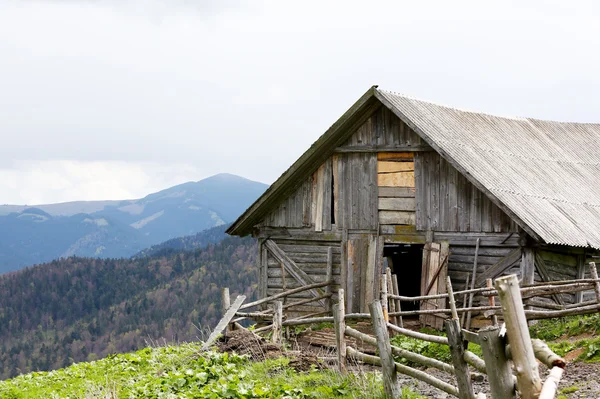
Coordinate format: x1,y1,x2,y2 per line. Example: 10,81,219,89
0,342,426,399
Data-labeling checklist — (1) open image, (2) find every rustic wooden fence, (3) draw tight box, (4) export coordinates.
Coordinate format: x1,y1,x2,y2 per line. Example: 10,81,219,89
212,262,600,399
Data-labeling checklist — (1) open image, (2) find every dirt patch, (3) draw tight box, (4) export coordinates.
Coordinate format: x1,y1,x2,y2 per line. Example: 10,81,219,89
217,328,282,361
564,347,586,362
217,328,324,372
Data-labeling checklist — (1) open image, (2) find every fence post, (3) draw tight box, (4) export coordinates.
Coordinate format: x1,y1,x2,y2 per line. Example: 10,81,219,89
325,247,333,313
370,300,401,399
486,278,498,326
380,273,389,322
589,262,600,305
272,301,283,344
333,289,347,374
445,320,475,399
466,238,480,331
386,268,397,327
391,275,403,328
479,326,516,399
495,274,542,399
221,287,233,332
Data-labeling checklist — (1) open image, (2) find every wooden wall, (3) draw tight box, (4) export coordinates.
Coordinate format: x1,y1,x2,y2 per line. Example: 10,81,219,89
337,153,378,230
415,151,518,233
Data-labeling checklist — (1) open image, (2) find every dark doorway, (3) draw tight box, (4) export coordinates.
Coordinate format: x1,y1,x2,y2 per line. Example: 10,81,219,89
384,243,423,311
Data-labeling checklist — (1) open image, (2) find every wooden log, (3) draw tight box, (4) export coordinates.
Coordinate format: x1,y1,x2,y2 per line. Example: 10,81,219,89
463,350,487,375
538,367,564,399
346,347,459,397
370,300,401,398
589,262,600,304
282,316,333,326
325,247,333,312
445,319,475,399
240,280,331,310
272,301,283,344
486,278,498,326
222,288,232,332
345,326,455,374
461,275,470,328
494,274,542,399
391,275,403,328
479,326,517,399
202,295,246,351
333,289,347,374
466,238,480,331
387,268,397,326
387,323,449,345
506,340,566,369
381,272,389,322
447,276,459,320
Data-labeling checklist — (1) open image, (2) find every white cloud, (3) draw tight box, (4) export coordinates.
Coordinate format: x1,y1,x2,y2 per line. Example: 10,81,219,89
0,0,600,203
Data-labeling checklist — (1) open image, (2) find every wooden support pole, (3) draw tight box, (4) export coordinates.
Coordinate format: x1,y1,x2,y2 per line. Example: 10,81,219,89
486,278,498,326
460,274,470,328
381,273,389,323
466,238,480,331
445,319,476,399
495,274,542,399
370,300,401,399
479,326,516,399
333,289,347,374
447,276,459,320
386,268,397,326
575,255,585,304
589,262,600,304
391,275,403,328
222,288,232,332
506,340,566,369
387,323,449,345
325,247,333,313
272,301,283,344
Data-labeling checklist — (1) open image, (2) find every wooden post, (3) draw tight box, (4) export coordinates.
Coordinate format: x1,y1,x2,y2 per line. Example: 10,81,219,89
221,288,232,332
589,262,600,305
479,326,516,399
575,255,585,304
391,275,403,328
381,272,389,322
446,276,459,321
386,268,397,326
486,278,498,326
460,274,470,328
466,238,480,330
521,247,535,286
325,247,333,313
272,300,283,344
445,319,475,399
370,300,401,399
495,274,542,399
539,367,564,399
333,289,347,374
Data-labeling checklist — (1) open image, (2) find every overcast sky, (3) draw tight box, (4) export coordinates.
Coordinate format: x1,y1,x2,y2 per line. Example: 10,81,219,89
1,0,599,205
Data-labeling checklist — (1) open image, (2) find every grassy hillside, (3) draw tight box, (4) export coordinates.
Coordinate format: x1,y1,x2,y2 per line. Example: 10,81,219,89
0,236,257,379
0,344,405,399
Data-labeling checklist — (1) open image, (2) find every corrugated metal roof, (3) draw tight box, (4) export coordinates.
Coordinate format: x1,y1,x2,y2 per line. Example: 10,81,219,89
377,88,600,249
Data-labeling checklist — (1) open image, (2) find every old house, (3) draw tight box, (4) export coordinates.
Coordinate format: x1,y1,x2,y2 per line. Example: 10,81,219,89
227,86,600,328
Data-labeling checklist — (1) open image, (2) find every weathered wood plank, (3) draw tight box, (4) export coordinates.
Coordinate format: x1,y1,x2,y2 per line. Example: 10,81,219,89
378,187,416,198
202,294,246,351
378,152,414,161
379,210,416,225
378,171,415,187
378,197,416,211
475,247,522,286
322,157,333,231
378,161,415,173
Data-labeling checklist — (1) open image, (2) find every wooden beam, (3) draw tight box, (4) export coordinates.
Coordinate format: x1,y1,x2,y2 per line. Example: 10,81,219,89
264,239,326,307
334,145,431,153
534,252,564,306
445,319,476,399
475,247,521,287
479,326,517,399
370,300,401,398
202,295,246,351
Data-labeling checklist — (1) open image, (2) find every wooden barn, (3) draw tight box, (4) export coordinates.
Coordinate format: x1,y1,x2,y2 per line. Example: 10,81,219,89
227,85,600,328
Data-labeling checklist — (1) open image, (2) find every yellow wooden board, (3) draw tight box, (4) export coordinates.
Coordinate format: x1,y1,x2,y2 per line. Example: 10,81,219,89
378,161,414,173
378,152,414,161
377,171,415,187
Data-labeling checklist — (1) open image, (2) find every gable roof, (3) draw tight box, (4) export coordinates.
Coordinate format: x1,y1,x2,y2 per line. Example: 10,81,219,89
228,86,600,249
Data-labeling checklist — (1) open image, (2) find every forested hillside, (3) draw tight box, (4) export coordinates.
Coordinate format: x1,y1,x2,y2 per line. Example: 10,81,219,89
0,236,257,379
133,224,229,258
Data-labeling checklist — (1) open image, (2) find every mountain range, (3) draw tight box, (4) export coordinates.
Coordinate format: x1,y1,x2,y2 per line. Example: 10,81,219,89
0,173,267,273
